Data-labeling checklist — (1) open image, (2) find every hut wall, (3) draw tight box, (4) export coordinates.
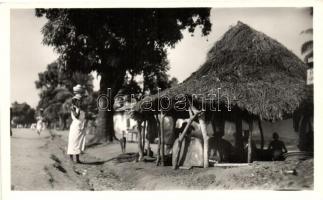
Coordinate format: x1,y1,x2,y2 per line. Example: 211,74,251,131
173,118,298,151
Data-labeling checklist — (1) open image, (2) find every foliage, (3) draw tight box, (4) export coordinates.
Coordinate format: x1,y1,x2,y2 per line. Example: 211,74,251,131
301,8,313,64
35,8,211,75
36,8,211,141
35,62,95,129
11,102,36,126
119,58,179,100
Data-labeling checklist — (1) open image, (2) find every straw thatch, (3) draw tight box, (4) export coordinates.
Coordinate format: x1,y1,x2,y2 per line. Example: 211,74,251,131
134,21,308,121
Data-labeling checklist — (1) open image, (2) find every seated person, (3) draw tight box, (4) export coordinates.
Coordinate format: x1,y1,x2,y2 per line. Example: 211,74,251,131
267,132,288,161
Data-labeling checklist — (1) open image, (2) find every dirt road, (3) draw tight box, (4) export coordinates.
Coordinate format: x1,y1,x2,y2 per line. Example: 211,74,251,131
11,128,313,191
11,129,91,190
11,128,54,190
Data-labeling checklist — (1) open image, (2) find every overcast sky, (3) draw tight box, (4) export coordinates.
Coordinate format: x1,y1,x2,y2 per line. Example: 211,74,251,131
10,8,313,108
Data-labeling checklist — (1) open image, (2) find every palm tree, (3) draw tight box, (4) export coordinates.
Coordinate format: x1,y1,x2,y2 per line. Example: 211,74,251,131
301,8,313,64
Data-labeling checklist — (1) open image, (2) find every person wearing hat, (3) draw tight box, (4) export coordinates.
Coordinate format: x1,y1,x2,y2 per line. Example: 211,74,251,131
67,92,87,163
36,108,45,135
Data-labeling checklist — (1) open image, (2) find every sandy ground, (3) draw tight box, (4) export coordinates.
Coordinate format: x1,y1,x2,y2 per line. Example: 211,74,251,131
11,128,313,191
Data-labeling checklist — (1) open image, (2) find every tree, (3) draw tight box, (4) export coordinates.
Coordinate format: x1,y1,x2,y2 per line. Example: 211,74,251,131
36,61,95,129
11,102,36,126
36,8,212,142
119,58,179,100
301,8,313,64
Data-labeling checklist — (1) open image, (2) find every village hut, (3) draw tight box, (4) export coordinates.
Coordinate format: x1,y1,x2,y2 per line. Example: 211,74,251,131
132,21,309,168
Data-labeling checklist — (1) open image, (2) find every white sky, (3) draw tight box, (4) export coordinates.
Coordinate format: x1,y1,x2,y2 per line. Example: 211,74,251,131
10,8,313,108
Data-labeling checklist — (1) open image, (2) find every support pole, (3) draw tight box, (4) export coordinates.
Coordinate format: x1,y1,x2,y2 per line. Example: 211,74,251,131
198,112,209,168
137,120,143,161
235,113,243,162
147,138,151,157
160,112,166,166
155,114,161,166
142,120,147,154
258,117,264,150
248,118,254,163
172,116,178,140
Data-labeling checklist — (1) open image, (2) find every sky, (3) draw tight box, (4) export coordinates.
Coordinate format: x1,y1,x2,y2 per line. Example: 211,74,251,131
10,8,313,108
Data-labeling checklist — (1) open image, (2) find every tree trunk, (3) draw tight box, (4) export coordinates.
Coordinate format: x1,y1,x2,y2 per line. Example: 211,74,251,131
96,105,115,142
58,114,67,130
95,72,123,142
59,115,64,130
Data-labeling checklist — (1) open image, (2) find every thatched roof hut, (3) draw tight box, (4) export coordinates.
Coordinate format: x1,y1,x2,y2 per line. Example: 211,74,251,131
132,21,310,167
134,21,308,121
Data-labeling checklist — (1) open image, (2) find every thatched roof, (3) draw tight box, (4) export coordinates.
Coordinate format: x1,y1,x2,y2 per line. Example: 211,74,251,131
134,21,308,121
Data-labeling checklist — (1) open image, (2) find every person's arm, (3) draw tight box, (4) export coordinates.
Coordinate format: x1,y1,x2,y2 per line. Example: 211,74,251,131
71,106,80,119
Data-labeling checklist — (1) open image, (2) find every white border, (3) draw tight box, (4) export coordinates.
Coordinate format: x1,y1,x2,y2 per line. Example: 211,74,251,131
1,1,323,200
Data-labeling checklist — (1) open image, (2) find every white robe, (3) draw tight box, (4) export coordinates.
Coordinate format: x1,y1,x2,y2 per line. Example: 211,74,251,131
67,108,87,155
36,116,45,133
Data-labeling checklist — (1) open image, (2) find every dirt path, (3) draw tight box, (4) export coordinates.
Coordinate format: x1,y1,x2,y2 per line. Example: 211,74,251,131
11,128,55,190
11,129,91,190
11,129,313,191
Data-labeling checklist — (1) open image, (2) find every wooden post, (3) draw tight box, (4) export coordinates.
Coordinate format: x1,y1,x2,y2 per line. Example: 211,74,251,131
155,114,161,166
160,112,166,166
137,120,144,161
147,138,151,157
142,120,147,154
198,112,209,168
131,131,133,142
258,117,264,150
248,118,254,163
172,116,178,139
235,113,243,162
